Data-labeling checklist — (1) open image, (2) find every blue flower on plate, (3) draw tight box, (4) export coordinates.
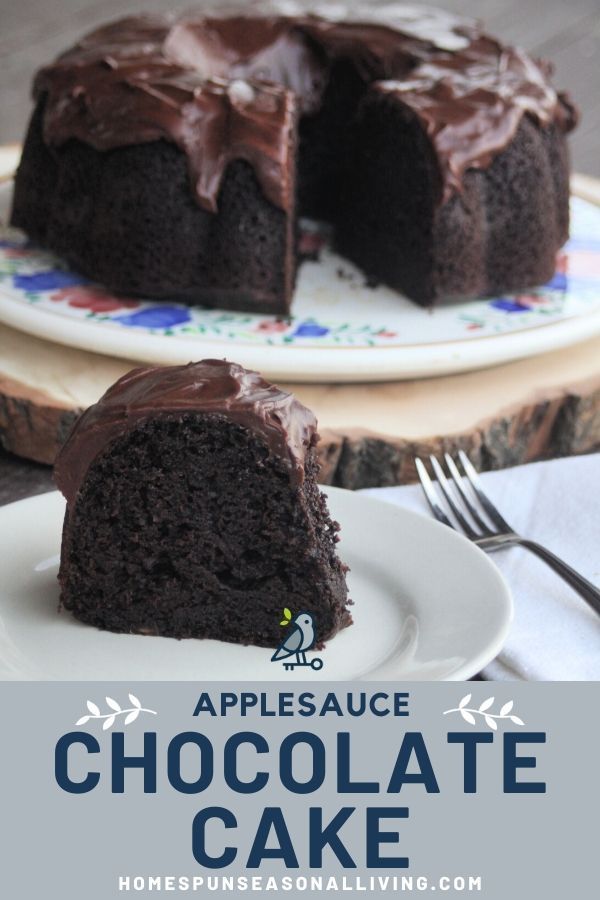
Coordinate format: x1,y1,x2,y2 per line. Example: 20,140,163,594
114,306,192,329
544,271,568,291
489,297,530,313
292,321,330,338
13,270,89,291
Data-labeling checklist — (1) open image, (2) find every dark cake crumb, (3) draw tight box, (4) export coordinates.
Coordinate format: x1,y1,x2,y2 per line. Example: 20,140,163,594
54,361,351,647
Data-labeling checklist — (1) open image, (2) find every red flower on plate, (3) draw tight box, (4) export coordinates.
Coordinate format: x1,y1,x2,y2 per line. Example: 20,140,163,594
514,293,545,307
555,250,568,274
378,330,398,339
254,319,290,334
50,286,140,313
298,230,328,259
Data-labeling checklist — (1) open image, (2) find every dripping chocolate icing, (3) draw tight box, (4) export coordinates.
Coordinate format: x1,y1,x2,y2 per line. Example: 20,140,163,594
34,2,577,211
54,360,318,505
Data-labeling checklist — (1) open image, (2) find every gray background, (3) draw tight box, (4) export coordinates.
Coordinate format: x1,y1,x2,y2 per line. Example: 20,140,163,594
1,0,599,176
0,682,596,898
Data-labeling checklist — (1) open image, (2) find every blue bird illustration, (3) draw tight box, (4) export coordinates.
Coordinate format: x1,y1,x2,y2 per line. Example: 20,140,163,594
271,611,316,665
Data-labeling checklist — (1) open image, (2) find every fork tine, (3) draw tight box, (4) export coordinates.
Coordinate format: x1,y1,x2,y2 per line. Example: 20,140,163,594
429,455,479,538
444,453,494,536
415,457,454,529
458,450,513,532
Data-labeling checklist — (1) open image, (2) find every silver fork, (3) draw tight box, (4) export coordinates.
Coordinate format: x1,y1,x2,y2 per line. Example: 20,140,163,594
415,450,600,616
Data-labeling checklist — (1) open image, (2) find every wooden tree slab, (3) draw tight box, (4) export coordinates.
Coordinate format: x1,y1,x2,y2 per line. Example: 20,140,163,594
1,323,598,488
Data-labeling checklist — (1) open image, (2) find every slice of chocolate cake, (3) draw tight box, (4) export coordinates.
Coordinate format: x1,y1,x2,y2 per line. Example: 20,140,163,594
54,360,350,647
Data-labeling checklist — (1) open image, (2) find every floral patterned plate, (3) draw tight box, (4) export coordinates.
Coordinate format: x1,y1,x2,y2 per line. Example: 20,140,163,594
1,183,599,383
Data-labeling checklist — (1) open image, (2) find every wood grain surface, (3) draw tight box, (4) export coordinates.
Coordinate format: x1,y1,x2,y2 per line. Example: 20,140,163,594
1,322,598,489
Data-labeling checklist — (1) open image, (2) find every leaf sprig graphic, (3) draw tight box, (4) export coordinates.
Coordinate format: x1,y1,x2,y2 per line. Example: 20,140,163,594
443,694,525,731
75,694,157,731
280,607,293,626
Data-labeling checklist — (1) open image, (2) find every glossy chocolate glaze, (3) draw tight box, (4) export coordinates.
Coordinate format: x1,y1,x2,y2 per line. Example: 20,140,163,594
34,2,577,211
54,360,318,505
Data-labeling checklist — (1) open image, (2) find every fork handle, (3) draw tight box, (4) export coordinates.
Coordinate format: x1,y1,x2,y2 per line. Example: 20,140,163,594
518,539,600,615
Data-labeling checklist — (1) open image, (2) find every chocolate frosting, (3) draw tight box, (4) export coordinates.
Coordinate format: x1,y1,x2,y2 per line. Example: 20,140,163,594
54,359,318,505
34,2,577,211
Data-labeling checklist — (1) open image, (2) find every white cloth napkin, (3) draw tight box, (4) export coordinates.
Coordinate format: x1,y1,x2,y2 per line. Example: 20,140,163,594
360,453,600,681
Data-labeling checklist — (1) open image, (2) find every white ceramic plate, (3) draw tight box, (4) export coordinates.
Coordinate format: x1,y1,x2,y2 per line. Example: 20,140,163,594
2,182,600,382
0,489,512,681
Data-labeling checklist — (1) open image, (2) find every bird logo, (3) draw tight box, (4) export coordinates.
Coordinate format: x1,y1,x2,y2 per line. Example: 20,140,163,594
271,609,324,671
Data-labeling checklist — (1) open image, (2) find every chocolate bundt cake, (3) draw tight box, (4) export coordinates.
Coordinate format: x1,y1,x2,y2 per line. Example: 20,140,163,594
11,2,577,313
54,360,350,646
